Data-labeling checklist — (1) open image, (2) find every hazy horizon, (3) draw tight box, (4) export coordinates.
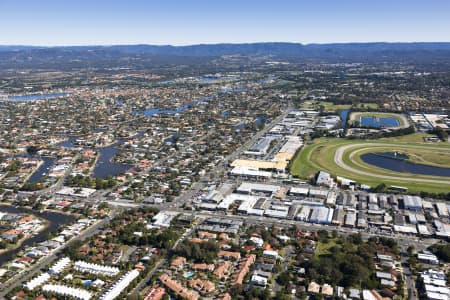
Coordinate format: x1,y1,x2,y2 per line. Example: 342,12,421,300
1,0,449,46
2,41,450,48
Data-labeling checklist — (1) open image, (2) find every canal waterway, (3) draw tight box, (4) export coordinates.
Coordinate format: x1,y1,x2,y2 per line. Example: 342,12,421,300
92,144,131,179
3,93,68,101
27,157,56,183
0,205,76,264
137,96,211,117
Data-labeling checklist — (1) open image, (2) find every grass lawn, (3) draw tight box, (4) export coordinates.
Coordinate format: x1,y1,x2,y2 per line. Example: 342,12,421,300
380,132,435,143
315,239,338,257
300,101,378,112
290,134,450,194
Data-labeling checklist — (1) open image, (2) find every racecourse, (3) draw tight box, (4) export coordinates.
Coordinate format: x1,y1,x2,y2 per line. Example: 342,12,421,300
290,134,450,193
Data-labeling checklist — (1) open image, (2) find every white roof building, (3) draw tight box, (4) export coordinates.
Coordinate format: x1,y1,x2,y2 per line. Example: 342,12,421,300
393,225,417,234
42,284,92,300
289,186,309,196
25,273,50,290
403,195,422,210
417,224,432,236
435,202,449,217
99,269,140,300
417,253,439,265
49,257,71,274
251,272,268,287
309,207,334,224
230,166,272,179
74,261,120,277
296,206,311,221
263,250,283,260
236,182,280,196
151,211,177,228
264,208,288,219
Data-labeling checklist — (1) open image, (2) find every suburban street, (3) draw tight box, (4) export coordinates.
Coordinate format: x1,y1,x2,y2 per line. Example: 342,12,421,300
0,211,116,297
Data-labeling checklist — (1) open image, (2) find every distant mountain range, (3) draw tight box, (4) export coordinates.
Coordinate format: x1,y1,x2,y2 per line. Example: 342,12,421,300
1,42,449,70
1,42,450,56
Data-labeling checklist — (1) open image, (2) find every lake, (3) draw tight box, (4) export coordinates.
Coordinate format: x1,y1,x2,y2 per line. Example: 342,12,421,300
340,109,350,129
361,152,450,177
0,205,76,265
360,116,399,128
3,93,68,101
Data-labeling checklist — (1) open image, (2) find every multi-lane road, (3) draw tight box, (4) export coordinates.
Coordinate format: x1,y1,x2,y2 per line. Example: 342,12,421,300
0,212,116,297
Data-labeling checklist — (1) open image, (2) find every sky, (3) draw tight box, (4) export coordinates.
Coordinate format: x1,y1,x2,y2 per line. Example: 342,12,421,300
0,0,449,46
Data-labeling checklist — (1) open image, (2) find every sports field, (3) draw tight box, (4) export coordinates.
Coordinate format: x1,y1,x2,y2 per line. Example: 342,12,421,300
290,133,450,193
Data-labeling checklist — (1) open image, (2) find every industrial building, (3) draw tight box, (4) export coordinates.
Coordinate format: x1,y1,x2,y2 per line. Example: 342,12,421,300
309,207,334,224
236,182,280,196
403,195,423,210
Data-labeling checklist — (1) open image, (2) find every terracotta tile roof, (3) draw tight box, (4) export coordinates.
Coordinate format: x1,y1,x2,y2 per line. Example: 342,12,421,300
189,279,216,295
214,261,231,279
159,274,198,300
192,263,214,272
218,250,241,260
170,256,186,269
17,215,34,224
232,254,256,285
143,286,165,300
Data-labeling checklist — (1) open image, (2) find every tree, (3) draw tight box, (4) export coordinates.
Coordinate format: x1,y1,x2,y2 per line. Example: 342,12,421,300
277,271,291,286
429,243,450,262
26,145,39,155
407,245,415,256
373,183,387,193
331,230,338,239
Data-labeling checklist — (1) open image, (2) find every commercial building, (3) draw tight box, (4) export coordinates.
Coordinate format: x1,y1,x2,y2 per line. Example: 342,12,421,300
420,269,449,300
345,213,357,227
230,166,272,179
289,186,309,196
417,253,439,265
236,182,280,196
309,207,334,224
296,206,311,222
403,195,423,211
